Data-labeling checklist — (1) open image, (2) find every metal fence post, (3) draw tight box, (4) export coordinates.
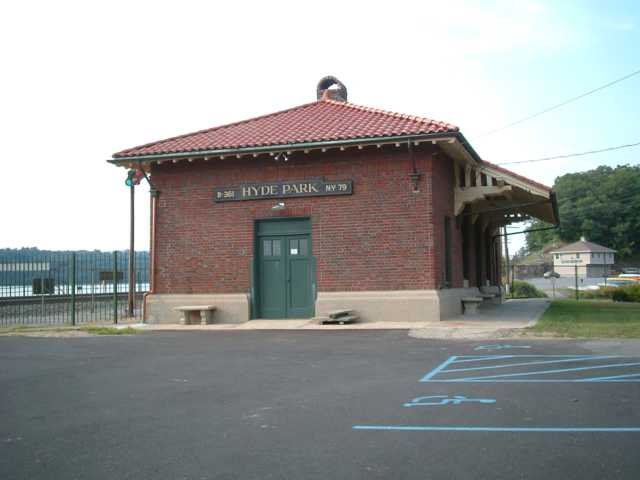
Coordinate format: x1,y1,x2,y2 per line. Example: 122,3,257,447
510,264,515,298
40,274,45,319
70,252,76,326
574,264,579,301
113,251,118,324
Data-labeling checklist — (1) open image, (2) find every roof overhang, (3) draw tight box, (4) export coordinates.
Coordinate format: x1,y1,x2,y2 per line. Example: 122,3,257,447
108,130,557,225
108,131,471,165
453,162,558,226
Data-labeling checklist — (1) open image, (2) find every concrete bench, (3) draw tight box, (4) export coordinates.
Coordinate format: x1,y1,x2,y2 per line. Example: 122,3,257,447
174,305,216,325
479,292,502,304
461,297,483,316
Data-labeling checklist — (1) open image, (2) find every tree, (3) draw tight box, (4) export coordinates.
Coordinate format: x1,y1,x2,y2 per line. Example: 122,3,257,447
525,164,640,258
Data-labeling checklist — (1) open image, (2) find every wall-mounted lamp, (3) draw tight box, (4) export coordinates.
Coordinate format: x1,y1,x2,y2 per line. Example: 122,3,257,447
274,152,289,162
407,140,422,193
272,201,286,211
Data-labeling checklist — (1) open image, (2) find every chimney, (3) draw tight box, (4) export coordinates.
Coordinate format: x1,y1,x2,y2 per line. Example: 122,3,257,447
317,76,347,102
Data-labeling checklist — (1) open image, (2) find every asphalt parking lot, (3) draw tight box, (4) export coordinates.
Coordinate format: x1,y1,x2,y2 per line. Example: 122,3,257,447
1,331,639,479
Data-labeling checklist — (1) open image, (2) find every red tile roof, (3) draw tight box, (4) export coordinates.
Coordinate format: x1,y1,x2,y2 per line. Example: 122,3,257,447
113,98,459,158
482,160,552,192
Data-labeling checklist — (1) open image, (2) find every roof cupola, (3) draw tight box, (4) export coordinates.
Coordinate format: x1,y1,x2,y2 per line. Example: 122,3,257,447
317,76,347,102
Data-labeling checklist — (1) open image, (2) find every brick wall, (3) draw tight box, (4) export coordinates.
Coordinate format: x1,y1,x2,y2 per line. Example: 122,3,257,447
151,144,463,294
429,152,465,289
462,216,478,287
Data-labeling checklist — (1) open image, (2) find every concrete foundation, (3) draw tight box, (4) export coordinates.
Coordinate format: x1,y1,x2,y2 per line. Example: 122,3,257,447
145,288,502,324
145,293,249,324
316,288,485,322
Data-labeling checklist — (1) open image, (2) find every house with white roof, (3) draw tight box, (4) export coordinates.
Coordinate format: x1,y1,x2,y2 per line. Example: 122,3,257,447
550,237,616,277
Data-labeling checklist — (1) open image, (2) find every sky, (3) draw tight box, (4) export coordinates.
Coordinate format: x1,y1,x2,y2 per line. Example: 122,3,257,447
0,0,638,254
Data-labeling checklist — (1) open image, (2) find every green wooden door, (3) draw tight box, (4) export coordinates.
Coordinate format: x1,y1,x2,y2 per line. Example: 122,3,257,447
286,236,314,318
256,219,315,319
258,236,287,318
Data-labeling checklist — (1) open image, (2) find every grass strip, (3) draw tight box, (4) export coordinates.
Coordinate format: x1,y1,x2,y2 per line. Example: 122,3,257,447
531,300,640,338
0,325,141,335
78,326,140,335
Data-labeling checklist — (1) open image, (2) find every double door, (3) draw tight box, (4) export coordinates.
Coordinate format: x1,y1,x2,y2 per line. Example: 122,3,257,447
257,232,314,319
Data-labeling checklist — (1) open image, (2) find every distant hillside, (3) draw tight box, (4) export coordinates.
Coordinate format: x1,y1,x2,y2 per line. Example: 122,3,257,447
512,241,565,264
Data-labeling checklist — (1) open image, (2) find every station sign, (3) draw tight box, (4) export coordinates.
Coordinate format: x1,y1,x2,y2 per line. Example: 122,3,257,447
214,179,353,202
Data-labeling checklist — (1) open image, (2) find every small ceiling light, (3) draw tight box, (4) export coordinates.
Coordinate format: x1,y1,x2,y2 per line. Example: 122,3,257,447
272,202,285,211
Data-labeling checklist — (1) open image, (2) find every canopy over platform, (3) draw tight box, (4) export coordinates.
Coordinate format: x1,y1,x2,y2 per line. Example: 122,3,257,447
450,158,558,226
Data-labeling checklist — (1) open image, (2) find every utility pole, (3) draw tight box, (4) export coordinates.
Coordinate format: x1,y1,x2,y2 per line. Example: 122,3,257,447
503,226,510,293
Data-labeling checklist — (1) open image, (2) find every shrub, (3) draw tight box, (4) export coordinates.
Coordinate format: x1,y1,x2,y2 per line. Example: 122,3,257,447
612,284,640,303
579,287,617,300
511,280,547,299
612,289,629,302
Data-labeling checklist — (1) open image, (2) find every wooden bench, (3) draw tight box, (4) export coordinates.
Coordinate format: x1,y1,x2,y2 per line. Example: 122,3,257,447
174,305,216,325
461,297,483,315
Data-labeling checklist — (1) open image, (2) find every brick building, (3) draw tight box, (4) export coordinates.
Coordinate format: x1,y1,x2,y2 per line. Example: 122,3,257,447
110,77,558,323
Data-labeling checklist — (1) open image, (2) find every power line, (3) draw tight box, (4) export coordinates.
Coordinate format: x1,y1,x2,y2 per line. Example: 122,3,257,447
559,190,640,205
479,67,640,137
495,141,640,165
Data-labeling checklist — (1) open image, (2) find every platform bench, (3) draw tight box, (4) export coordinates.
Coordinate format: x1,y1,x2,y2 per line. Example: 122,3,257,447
174,305,217,325
479,292,502,304
461,297,483,315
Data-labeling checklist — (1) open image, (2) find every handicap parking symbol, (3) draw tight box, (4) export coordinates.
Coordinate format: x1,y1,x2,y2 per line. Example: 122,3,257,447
403,395,496,407
474,344,531,351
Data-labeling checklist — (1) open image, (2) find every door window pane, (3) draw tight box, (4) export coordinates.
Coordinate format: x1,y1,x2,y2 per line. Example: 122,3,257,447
299,239,308,256
290,239,299,255
272,239,281,256
263,240,272,257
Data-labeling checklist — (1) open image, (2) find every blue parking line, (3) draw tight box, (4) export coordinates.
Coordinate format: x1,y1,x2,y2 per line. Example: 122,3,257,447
420,356,458,382
449,355,614,364
582,373,640,382
444,356,619,374
452,361,640,382
353,425,640,433
424,379,640,383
